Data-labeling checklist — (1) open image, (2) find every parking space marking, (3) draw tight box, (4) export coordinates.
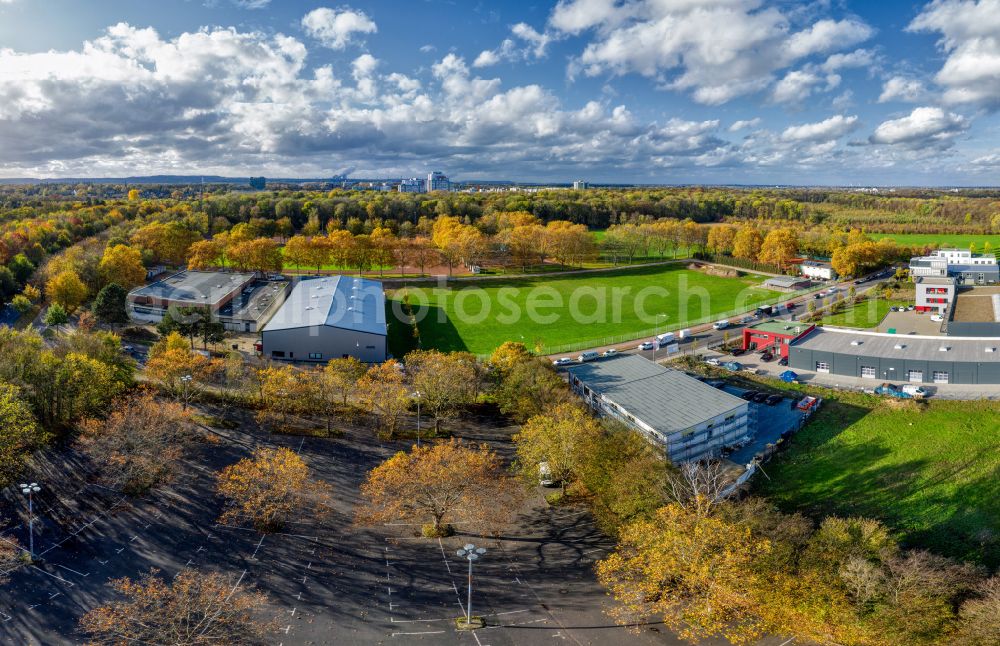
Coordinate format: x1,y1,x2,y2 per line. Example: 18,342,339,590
55,564,90,577
31,566,75,587
391,630,446,637
250,535,265,560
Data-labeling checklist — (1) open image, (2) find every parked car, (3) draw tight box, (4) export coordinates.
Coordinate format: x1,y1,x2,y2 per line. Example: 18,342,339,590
778,357,788,366
753,392,770,403
761,352,774,362
890,306,899,312
705,357,721,366
578,350,600,362
740,315,755,324
637,341,656,351
930,314,944,322
730,348,745,356
601,348,619,358
786,302,796,310
765,394,783,406
538,462,555,487
552,357,575,367
713,319,731,330
740,390,759,401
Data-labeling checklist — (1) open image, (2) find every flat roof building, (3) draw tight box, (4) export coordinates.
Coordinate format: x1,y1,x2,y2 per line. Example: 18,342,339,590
566,354,750,463
915,276,955,314
127,270,256,324
742,320,815,358
909,249,998,285
260,275,387,363
763,276,812,291
800,260,837,281
789,325,1000,384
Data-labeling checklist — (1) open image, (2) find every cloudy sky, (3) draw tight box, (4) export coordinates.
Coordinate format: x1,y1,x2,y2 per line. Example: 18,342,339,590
1,0,999,185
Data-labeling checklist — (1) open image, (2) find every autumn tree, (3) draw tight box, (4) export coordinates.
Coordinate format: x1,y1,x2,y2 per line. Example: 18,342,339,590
732,226,764,262
217,447,332,531
514,403,602,494
707,224,738,254
98,244,146,291
46,269,88,312
758,227,799,268
186,239,225,270
405,350,478,432
357,439,523,537
227,238,283,275
131,221,199,265
79,568,274,645
77,390,193,495
255,365,315,431
356,361,410,438
310,357,366,433
596,504,771,645
145,332,216,406
486,341,533,378
43,302,69,326
494,358,571,422
952,576,1000,646
0,381,45,487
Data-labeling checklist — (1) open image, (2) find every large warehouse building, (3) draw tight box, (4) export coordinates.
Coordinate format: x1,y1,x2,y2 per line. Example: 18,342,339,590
788,326,1000,384
260,276,387,364
566,354,750,463
128,270,256,325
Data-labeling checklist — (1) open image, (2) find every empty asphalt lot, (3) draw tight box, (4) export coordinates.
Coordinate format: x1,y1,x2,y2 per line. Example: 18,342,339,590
0,405,760,646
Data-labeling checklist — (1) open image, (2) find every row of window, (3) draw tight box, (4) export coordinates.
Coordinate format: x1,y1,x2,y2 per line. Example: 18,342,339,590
819,362,950,384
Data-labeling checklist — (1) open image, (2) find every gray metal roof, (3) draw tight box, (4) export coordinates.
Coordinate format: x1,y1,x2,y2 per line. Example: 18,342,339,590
129,270,255,306
262,275,387,336
793,326,1000,361
764,276,808,288
916,276,954,285
949,264,999,274
566,355,746,433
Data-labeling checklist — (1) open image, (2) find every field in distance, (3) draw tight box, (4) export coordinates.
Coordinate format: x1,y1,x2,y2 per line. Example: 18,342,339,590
388,263,780,356
871,233,1000,249
757,397,1000,568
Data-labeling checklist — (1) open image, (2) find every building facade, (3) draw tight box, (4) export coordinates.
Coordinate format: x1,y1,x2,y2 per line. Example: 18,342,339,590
742,320,815,358
915,276,955,313
398,178,426,193
788,326,1000,385
573,180,589,190
260,275,387,363
566,354,750,463
800,260,837,281
909,249,998,285
127,271,256,325
427,171,450,191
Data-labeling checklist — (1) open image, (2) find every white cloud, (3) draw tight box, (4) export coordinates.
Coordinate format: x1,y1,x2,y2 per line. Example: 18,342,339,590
821,48,875,72
550,0,875,105
878,76,926,103
231,0,270,8
781,115,859,142
772,70,823,104
729,118,761,132
909,0,1000,107
472,22,554,68
869,106,969,147
301,7,377,50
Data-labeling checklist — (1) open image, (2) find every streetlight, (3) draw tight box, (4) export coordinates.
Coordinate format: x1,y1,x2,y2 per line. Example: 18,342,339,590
411,390,422,447
180,374,192,411
456,543,487,628
20,482,40,561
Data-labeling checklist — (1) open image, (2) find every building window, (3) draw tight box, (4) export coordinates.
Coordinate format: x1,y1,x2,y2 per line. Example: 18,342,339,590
933,371,949,384
308,352,323,360
271,350,285,358
366,345,376,349
860,366,876,378
907,369,923,382
816,361,830,373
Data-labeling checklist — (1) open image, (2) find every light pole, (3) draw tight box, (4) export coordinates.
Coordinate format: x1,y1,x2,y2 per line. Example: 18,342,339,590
411,390,422,446
20,482,40,561
456,543,486,627
180,374,192,411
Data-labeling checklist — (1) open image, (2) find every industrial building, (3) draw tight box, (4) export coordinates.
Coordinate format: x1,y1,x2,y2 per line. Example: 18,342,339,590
909,249,998,285
915,276,955,314
260,275,387,364
800,260,837,281
788,326,1000,384
128,270,256,325
742,320,815,358
763,276,812,291
566,354,750,463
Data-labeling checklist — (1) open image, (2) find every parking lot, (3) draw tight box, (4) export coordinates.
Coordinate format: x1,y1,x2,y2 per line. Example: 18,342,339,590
0,405,736,646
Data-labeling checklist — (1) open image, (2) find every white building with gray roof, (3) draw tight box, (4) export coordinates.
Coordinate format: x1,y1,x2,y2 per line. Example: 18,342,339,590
566,354,750,463
260,275,387,364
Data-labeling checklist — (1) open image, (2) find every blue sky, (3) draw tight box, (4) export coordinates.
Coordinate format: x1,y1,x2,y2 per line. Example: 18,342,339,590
0,0,999,185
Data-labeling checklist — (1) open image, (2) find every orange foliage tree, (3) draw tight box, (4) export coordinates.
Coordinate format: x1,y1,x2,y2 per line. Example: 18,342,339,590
357,439,523,537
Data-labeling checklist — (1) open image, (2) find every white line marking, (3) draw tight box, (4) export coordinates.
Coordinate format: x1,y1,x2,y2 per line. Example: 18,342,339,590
250,535,265,559
31,566,75,587
391,630,446,637
55,564,89,577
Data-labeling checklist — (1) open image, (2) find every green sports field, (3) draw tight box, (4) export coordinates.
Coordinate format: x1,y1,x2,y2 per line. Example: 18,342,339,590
387,264,782,355
756,397,1000,567
819,299,910,328
871,233,1000,249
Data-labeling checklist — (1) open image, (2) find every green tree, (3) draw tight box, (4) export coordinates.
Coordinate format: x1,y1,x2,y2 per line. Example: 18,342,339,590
43,302,69,326
514,403,603,494
0,381,45,486
93,283,130,328
11,294,32,315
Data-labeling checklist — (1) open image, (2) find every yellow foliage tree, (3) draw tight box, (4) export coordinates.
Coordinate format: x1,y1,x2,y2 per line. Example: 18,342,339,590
99,244,146,291
46,269,88,312
356,361,410,438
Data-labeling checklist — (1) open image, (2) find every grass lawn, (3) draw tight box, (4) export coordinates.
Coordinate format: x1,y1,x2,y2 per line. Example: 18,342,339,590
756,397,1000,567
387,264,782,356
819,299,910,328
871,233,1000,250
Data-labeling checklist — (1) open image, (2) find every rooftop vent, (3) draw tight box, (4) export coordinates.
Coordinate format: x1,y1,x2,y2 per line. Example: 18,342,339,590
939,346,950,352
987,347,997,352
850,340,863,346
894,343,905,350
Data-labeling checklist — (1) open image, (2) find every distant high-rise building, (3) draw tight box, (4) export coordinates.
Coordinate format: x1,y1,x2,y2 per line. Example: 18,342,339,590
249,177,266,190
427,171,451,192
573,180,589,190
398,178,426,193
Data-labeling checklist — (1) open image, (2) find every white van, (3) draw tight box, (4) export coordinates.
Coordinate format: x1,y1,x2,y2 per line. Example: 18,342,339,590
578,350,600,362
656,332,675,347
713,320,730,330
678,328,691,340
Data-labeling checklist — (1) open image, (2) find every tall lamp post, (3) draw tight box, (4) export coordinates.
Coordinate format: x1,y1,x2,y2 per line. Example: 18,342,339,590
20,482,40,561
412,390,422,446
456,543,486,628
180,374,192,411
